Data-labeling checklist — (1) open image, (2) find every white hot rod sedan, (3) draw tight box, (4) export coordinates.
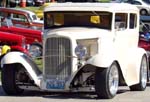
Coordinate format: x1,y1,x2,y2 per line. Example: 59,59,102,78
1,3,149,99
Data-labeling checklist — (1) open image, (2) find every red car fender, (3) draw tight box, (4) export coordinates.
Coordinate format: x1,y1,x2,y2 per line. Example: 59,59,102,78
10,46,30,56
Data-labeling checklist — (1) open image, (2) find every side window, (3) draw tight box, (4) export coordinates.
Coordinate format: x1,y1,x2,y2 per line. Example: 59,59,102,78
12,14,27,22
115,13,128,30
130,13,137,29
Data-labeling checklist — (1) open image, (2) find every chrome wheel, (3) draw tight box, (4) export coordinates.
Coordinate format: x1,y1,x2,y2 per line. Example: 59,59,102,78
95,62,119,99
141,56,147,88
130,55,148,91
109,64,119,96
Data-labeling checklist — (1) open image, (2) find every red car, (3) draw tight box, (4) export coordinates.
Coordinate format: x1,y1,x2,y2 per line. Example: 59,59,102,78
0,19,43,58
0,7,43,31
0,25,42,45
139,36,150,51
138,16,150,51
0,31,28,56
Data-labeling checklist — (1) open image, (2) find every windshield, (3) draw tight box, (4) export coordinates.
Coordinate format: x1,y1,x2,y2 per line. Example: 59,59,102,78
44,11,112,30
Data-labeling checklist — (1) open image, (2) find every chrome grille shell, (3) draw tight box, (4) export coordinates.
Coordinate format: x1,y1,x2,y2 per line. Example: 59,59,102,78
44,37,72,80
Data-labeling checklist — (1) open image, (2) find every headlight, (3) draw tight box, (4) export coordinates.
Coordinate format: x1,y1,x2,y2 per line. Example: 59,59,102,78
76,38,98,60
29,44,42,58
1,45,11,55
75,44,87,59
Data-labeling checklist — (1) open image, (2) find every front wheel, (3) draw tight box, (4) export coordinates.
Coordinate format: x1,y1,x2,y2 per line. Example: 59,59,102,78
130,55,148,91
1,64,24,95
95,62,119,99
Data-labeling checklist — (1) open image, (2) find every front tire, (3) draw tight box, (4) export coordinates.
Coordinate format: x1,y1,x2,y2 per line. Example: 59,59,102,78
1,64,24,95
95,62,119,99
130,55,148,91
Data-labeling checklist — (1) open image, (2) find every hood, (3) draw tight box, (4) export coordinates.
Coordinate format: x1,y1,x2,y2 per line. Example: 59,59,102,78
0,31,24,41
45,27,112,40
0,31,25,46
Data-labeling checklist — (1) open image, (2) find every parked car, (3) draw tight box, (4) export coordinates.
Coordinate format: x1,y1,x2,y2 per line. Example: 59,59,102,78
0,17,43,58
120,0,150,15
1,3,148,99
0,31,28,56
0,7,43,30
139,15,150,51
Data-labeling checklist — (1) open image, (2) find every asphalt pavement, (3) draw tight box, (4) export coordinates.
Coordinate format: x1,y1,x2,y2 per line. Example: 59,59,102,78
0,82,150,102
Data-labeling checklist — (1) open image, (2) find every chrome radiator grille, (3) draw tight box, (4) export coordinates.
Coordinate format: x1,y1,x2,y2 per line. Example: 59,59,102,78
44,37,72,79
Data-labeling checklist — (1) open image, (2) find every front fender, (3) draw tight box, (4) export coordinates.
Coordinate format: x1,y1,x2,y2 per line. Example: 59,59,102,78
1,52,42,86
86,53,116,68
11,46,29,55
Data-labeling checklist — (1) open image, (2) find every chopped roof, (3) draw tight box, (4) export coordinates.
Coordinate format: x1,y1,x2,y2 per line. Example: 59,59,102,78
44,3,139,13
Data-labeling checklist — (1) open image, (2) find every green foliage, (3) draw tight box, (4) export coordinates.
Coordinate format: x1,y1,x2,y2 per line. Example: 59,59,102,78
34,58,43,72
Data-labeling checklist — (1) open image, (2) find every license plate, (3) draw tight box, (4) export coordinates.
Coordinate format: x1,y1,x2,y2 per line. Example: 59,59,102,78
46,79,65,89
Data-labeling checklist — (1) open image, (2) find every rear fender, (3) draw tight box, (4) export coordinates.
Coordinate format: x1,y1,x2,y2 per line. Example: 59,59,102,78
1,52,42,86
125,48,148,86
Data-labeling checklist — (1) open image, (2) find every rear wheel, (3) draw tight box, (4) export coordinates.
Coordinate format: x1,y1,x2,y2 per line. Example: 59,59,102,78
130,55,148,91
1,64,24,95
95,62,119,99
140,9,148,15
